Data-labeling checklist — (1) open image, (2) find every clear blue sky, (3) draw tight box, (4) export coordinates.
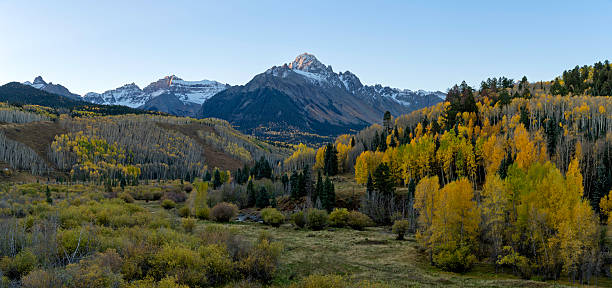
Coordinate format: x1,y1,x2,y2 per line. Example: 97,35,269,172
1,0,611,95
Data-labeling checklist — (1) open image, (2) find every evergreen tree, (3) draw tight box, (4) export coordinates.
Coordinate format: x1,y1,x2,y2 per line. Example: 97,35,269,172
212,169,222,189
372,131,380,151
256,186,269,208
303,165,313,199
323,143,338,176
323,176,335,211
314,171,323,204
204,170,212,181
383,111,392,133
281,173,289,193
379,131,387,152
373,163,395,196
290,171,299,199
366,173,374,197
247,180,256,207
498,90,511,107
45,186,52,204
389,135,397,148
297,171,306,198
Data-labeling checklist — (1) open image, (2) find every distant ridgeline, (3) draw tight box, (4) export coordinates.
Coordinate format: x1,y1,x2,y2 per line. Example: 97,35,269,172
0,82,165,116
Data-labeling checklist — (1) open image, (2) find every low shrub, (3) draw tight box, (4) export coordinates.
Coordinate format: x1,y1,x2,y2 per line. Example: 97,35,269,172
182,217,196,233
211,202,238,222
161,199,176,209
21,269,62,288
433,244,477,273
392,220,410,240
260,208,284,227
148,245,207,287
306,209,328,230
163,190,187,203
195,206,210,220
201,225,249,260
178,206,191,218
0,249,37,279
328,208,350,228
347,211,373,231
183,184,193,193
119,192,134,203
199,244,235,285
292,211,306,228
238,238,282,284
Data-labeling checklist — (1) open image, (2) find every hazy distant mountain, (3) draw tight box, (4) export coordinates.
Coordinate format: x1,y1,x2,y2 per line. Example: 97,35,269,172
201,53,444,141
23,76,82,100
83,76,228,117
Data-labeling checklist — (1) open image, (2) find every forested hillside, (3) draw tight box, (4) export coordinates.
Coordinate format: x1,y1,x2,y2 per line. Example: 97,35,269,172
282,60,612,282
0,102,291,184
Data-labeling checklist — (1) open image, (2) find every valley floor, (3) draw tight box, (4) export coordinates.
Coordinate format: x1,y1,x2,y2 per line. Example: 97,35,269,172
140,201,606,287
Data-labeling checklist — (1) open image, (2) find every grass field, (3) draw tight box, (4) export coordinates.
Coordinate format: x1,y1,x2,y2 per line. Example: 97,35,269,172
139,200,612,287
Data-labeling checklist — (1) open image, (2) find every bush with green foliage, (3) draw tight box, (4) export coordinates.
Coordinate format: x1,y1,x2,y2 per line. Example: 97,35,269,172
392,219,410,240
21,269,63,288
178,206,191,218
193,181,210,220
148,245,207,287
0,249,37,280
328,208,350,227
292,211,306,228
182,217,196,233
260,208,284,227
198,244,235,285
161,199,176,209
238,238,282,284
306,209,328,230
119,192,134,203
347,211,373,231
433,244,477,273
211,202,239,222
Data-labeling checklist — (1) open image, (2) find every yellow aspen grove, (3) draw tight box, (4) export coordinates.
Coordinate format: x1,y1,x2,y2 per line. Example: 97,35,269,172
428,178,480,271
354,150,383,184
513,124,538,170
480,175,508,264
480,134,506,176
430,178,480,247
314,146,326,170
414,175,440,259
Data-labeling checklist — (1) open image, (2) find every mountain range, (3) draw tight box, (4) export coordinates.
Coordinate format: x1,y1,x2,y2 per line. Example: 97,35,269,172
201,53,444,141
18,53,445,142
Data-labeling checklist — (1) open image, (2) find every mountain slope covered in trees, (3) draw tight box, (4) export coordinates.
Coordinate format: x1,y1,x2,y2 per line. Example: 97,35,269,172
279,60,612,283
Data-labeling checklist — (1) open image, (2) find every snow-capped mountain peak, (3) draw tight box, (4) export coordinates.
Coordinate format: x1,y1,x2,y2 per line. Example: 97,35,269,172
289,53,332,74
83,75,228,111
83,83,147,107
267,53,445,108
